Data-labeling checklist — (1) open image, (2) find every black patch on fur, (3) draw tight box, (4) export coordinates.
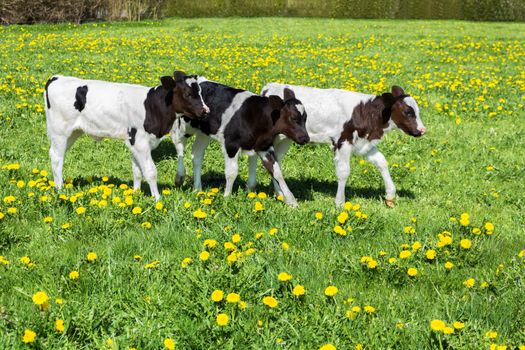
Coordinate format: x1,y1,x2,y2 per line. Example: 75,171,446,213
73,85,88,112
128,127,137,145
144,86,178,138
186,81,244,136
45,76,58,109
164,89,173,106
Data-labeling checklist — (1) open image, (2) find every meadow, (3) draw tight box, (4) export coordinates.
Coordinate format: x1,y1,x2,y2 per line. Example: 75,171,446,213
0,17,524,349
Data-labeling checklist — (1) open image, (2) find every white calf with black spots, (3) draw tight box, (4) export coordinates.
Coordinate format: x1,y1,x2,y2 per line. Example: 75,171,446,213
44,71,208,200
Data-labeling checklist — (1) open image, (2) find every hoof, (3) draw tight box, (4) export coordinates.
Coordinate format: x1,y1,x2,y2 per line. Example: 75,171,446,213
385,198,395,208
287,201,299,208
174,176,185,187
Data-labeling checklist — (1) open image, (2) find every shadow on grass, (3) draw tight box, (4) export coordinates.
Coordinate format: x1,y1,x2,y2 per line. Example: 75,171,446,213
69,169,415,202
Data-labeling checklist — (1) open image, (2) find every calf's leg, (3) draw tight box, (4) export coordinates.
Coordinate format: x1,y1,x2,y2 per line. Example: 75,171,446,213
223,149,239,197
171,122,191,187
270,138,293,197
366,147,396,207
258,149,298,207
130,155,142,190
128,138,160,200
334,141,353,207
191,132,211,191
246,155,257,191
49,130,82,189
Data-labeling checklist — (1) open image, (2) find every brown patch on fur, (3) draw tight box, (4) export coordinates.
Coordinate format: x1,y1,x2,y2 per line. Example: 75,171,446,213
336,95,394,148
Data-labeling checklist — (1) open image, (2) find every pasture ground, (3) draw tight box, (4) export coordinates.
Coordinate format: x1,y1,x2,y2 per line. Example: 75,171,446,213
0,18,524,349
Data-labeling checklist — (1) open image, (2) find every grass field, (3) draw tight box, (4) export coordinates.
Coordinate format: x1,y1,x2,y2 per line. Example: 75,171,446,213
0,17,524,349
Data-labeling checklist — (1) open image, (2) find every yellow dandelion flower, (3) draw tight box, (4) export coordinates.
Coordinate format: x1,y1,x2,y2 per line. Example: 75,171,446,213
399,250,412,259
364,305,376,314
292,285,306,296
444,261,454,270
211,290,224,302
193,208,206,219
69,271,79,280
460,239,472,249
32,291,49,310
141,221,152,229
55,319,65,333
337,211,348,224
231,234,241,243
281,242,289,250
86,252,97,262
144,260,160,269
199,251,210,261
181,257,192,268
443,326,454,334
132,206,142,215
486,331,498,339
216,313,229,326
324,285,338,297
459,212,470,226
453,321,465,330
269,228,278,235
430,319,446,332
22,329,36,343
463,278,475,288
278,272,293,282
254,201,263,212
315,212,323,220
407,268,418,277
257,192,267,199
164,338,175,350
319,343,336,350
155,202,164,210
425,249,436,260
20,256,31,265
203,239,217,249
226,293,240,303
262,296,278,308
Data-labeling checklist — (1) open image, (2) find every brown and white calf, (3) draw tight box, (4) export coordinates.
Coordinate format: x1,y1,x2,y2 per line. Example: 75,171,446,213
253,84,426,207
171,78,309,207
44,71,209,199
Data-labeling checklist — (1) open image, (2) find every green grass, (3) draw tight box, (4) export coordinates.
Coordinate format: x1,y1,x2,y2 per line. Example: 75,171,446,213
0,18,524,349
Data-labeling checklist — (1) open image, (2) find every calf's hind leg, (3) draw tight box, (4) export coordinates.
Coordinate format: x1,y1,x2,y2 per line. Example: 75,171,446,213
366,147,396,207
127,137,160,200
334,141,352,207
49,130,82,189
258,149,298,208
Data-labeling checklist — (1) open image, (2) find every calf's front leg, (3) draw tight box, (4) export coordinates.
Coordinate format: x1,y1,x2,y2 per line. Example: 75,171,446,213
366,147,396,208
258,149,298,208
223,149,240,197
334,141,353,207
191,132,211,191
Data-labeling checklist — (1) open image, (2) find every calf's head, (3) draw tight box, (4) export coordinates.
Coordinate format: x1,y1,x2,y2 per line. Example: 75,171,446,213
387,86,426,137
160,70,209,119
269,88,310,145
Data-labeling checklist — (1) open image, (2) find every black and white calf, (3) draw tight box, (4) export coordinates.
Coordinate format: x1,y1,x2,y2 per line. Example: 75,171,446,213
253,83,426,207
171,78,309,207
44,71,209,199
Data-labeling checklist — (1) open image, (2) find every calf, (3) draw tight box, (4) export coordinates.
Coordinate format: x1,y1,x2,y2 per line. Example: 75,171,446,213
253,84,425,207
171,78,309,207
44,71,209,200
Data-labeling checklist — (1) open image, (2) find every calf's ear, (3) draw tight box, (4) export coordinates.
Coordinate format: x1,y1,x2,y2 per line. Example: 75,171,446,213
392,85,405,97
269,95,284,111
174,70,187,82
160,76,175,90
283,87,296,101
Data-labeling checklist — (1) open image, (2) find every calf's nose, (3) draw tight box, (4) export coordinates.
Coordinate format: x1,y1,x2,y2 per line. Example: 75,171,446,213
418,127,426,135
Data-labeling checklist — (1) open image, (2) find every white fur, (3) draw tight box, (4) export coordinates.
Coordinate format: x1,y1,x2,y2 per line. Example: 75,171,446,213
255,83,424,206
